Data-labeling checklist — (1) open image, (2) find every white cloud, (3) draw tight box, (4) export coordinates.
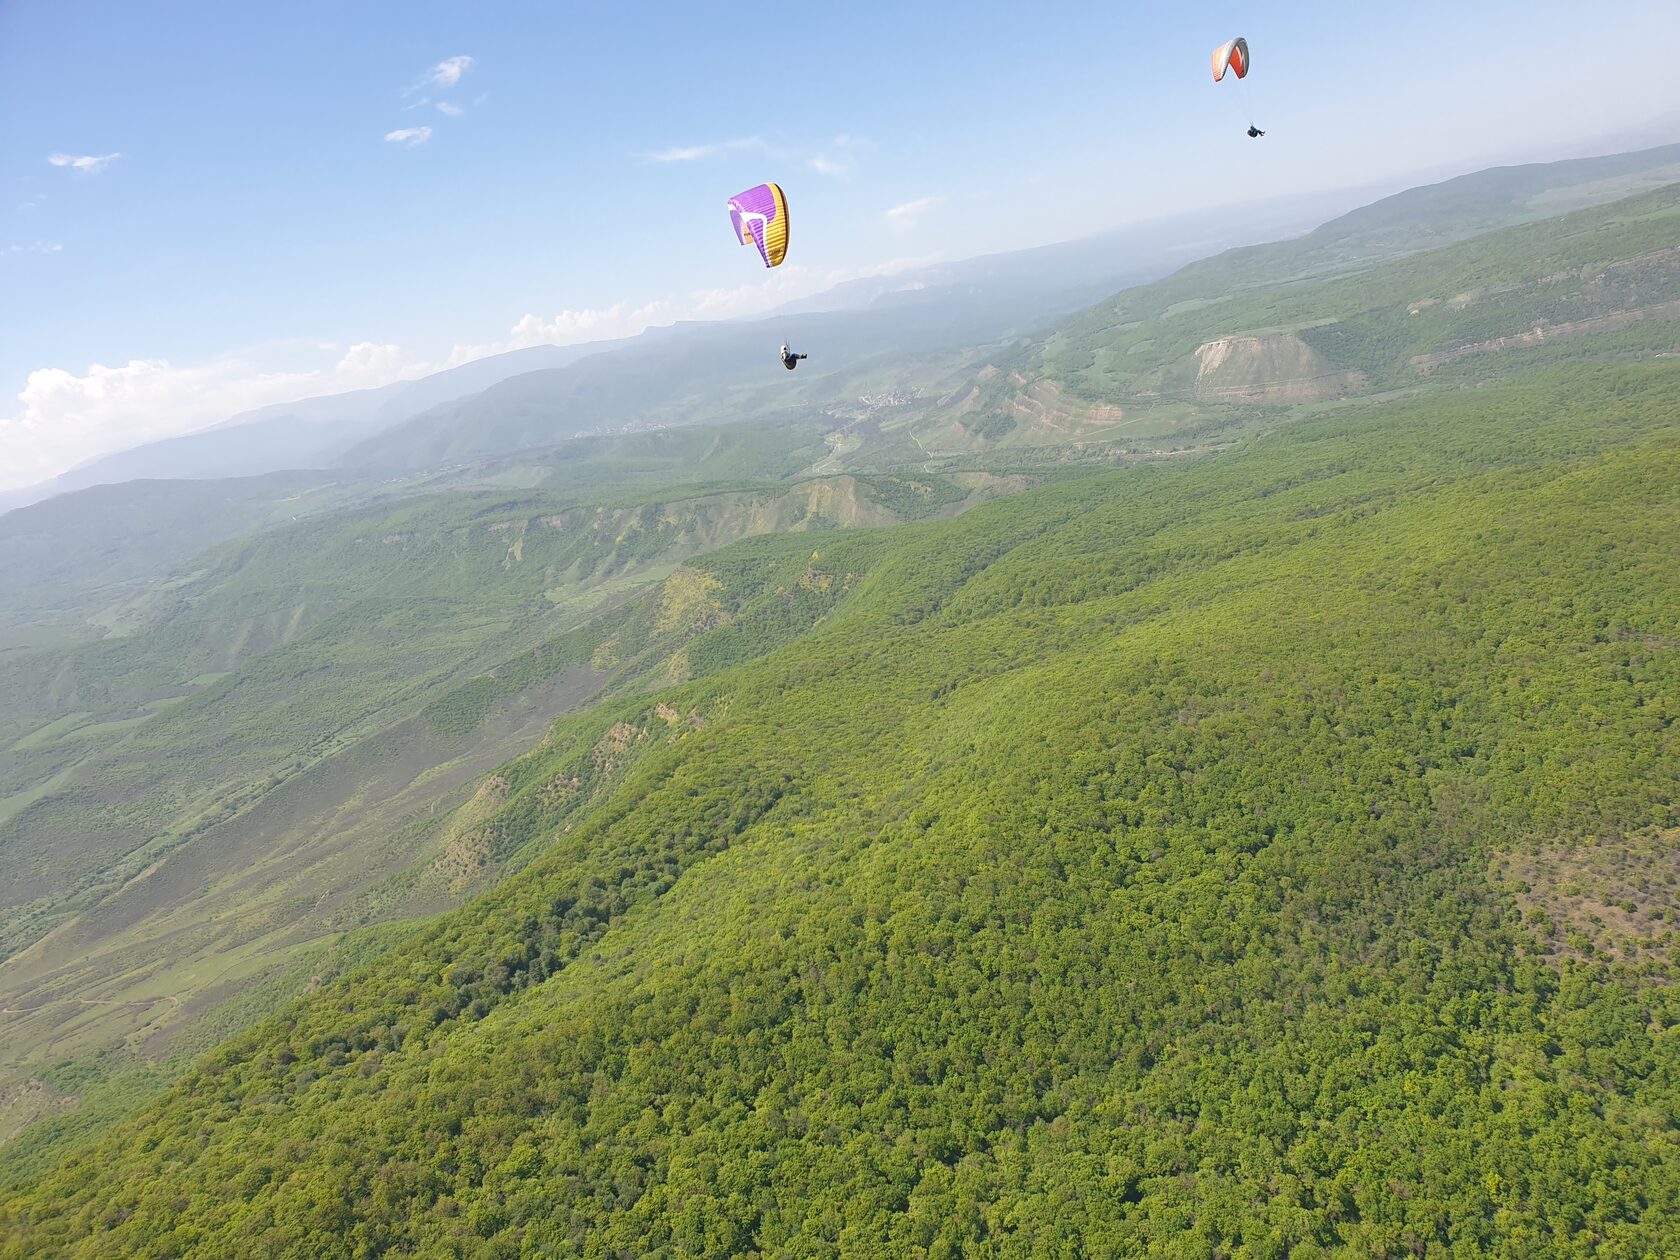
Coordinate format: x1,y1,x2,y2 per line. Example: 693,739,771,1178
47,152,121,175
648,137,764,163
885,195,945,228
385,127,433,146
687,256,932,320
0,343,433,492
4,241,63,257
436,101,464,117
415,55,473,92
441,302,677,367
0,250,937,491
441,254,932,367
647,134,865,175
332,341,413,380
806,133,873,178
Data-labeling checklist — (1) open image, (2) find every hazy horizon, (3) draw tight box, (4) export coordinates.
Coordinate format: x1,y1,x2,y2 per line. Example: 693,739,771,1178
3,1,1676,490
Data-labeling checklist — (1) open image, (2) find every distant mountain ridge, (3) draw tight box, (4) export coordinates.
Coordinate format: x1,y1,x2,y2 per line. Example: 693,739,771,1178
0,206,1299,514
0,338,638,516
6,141,1676,519
336,141,1680,474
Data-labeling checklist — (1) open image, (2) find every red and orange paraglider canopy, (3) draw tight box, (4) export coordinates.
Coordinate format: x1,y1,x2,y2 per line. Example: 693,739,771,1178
1211,37,1249,83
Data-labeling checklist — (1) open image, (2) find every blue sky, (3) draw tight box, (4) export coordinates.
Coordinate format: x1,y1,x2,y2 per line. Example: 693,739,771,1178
1,0,1676,489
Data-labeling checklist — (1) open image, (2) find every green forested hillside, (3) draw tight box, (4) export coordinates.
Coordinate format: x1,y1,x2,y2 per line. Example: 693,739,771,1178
5,361,1676,1256
0,391,968,1142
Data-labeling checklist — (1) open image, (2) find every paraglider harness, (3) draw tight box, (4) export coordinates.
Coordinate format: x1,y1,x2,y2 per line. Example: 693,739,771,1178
780,345,807,371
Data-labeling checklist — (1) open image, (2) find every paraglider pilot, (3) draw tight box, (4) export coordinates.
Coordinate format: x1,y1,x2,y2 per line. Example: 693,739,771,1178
780,344,808,371
1247,125,1265,138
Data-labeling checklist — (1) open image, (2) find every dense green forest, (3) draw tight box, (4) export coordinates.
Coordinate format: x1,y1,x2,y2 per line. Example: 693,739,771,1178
4,360,1677,1256
5,156,1680,1256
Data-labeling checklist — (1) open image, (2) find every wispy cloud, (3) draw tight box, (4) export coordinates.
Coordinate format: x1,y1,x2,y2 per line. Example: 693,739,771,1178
885,195,945,227
648,133,865,176
48,153,121,175
436,101,464,117
4,240,63,257
445,255,933,367
385,127,433,147
413,55,474,93
807,134,869,178
647,137,764,163
443,303,676,367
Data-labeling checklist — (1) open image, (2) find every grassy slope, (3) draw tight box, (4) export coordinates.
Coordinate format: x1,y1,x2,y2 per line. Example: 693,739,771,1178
0,472,338,642
0,417,836,941
1032,184,1680,404
0,415,836,673
4,362,1676,1256
0,448,1018,1133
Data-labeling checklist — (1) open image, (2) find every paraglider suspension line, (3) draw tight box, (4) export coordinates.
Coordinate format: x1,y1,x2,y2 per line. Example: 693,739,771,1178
1237,75,1257,129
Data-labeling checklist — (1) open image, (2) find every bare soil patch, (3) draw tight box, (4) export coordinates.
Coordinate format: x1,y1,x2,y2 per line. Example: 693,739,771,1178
1493,829,1680,969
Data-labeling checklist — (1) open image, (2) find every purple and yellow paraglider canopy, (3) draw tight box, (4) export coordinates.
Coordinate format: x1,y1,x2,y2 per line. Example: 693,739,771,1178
728,182,789,269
